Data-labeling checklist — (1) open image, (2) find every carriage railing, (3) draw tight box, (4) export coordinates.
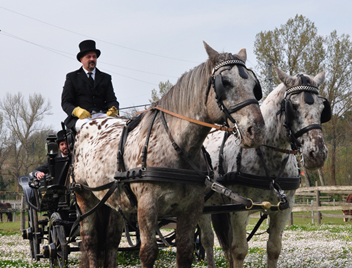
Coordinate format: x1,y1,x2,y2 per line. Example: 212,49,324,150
21,174,71,212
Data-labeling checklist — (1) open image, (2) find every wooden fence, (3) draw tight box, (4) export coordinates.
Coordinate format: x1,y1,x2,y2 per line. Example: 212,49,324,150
1,185,352,227
289,183,352,225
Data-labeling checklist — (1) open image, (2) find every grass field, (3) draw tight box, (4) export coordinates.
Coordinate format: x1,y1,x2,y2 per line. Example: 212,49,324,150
1,211,351,267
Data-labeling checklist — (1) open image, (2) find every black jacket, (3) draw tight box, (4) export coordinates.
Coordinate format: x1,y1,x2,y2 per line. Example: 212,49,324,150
61,67,119,129
32,154,64,175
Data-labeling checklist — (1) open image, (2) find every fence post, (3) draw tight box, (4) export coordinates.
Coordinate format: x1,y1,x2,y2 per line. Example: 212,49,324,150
13,203,16,222
21,196,25,230
311,200,314,224
315,181,321,224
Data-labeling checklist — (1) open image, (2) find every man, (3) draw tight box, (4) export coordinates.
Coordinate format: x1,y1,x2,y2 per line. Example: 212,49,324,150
32,130,69,179
61,39,119,131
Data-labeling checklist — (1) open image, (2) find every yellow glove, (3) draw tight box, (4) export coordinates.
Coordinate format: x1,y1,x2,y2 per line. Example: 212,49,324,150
106,106,119,117
73,107,91,119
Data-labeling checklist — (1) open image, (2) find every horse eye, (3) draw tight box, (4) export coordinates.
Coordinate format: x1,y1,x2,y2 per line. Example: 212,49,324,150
222,79,232,88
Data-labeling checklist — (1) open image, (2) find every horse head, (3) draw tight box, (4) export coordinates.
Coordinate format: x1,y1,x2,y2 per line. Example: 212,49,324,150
203,42,265,148
342,209,351,222
275,67,330,169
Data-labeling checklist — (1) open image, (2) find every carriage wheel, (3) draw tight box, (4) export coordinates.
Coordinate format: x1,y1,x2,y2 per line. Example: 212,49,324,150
28,206,40,261
48,212,68,268
194,225,205,262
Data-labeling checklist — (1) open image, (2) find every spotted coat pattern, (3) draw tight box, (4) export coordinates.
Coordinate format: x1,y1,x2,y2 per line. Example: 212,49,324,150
73,42,265,268
200,68,329,268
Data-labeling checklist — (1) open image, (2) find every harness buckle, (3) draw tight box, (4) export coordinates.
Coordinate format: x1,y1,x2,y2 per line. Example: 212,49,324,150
69,182,82,191
296,151,304,170
231,124,242,146
245,198,254,210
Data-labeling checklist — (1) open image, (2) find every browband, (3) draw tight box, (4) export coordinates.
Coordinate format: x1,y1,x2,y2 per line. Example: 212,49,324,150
285,85,319,95
212,59,246,74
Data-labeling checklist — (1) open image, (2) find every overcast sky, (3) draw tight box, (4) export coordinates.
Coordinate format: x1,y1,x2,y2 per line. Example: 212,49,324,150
1,0,351,131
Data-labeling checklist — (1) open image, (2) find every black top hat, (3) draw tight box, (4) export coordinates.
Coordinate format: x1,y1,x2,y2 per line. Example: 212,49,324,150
56,130,66,144
76,40,101,62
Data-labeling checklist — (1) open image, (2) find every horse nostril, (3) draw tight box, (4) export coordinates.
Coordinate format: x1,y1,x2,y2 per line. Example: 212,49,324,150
309,150,316,159
247,126,253,137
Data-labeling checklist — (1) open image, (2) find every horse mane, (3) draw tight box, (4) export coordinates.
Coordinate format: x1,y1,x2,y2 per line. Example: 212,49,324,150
140,52,240,135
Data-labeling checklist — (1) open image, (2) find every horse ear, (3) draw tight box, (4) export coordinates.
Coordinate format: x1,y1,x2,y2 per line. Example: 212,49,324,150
237,48,247,63
203,41,219,61
313,71,325,87
274,66,293,85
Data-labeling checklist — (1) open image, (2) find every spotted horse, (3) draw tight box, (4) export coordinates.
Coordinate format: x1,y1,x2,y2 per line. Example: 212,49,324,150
200,67,331,268
71,42,265,268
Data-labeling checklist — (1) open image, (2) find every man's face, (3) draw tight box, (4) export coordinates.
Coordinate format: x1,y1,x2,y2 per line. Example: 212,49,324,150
80,52,97,71
59,141,69,156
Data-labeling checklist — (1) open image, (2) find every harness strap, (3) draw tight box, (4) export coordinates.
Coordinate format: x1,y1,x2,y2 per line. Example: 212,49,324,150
216,171,301,191
117,113,144,172
256,147,290,203
142,110,159,169
160,111,213,179
227,99,259,114
69,181,119,238
262,144,297,155
247,214,268,242
204,177,252,207
154,106,234,132
294,124,322,139
218,131,230,176
115,167,207,185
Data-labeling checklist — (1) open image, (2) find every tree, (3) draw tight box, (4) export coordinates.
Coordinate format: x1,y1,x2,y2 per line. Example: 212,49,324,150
321,31,352,185
149,80,173,103
0,92,52,189
254,14,325,95
254,15,352,185
0,112,11,191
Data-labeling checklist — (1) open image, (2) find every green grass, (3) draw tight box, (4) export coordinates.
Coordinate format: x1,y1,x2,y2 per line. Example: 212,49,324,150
247,210,348,226
1,215,351,267
0,221,21,235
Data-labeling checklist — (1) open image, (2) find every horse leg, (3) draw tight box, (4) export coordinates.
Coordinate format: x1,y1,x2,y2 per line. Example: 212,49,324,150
99,205,123,268
230,212,249,268
137,197,158,268
212,213,233,265
176,211,202,268
266,211,290,268
198,214,216,268
76,193,100,268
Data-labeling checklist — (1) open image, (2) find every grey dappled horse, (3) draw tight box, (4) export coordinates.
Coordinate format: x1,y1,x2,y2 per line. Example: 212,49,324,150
201,67,330,268
73,42,265,268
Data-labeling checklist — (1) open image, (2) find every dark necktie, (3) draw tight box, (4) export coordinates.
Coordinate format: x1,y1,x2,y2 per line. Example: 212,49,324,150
88,72,94,86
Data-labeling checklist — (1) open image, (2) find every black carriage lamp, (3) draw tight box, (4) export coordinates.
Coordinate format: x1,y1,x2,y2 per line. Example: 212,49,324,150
45,134,59,157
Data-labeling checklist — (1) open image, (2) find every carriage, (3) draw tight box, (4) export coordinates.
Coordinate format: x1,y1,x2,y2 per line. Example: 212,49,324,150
17,42,331,268
18,130,207,267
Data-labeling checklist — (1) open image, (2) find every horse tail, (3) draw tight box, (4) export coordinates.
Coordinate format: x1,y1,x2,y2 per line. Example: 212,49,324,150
211,213,233,266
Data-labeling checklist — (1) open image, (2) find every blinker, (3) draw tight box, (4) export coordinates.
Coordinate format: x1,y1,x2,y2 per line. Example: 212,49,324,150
237,65,248,79
304,91,314,104
214,74,225,100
